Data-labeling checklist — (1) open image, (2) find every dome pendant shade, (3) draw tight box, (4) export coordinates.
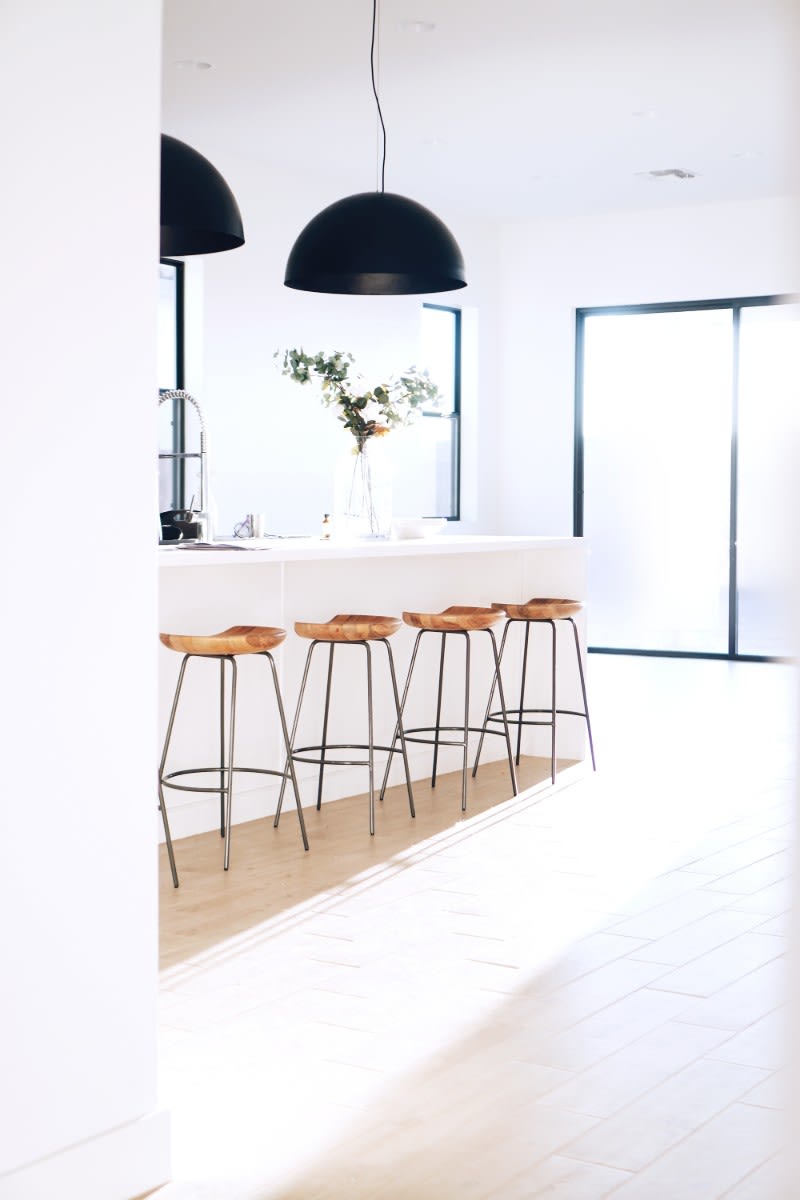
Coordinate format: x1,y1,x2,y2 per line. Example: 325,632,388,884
284,191,466,295
160,134,245,257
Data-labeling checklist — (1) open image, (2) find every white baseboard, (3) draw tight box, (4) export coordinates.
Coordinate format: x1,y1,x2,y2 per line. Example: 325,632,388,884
0,1110,171,1200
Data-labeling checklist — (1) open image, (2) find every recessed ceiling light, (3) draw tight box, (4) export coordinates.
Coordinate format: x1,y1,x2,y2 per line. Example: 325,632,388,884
399,20,436,33
172,59,212,70
636,167,698,181
731,150,762,160
632,109,656,119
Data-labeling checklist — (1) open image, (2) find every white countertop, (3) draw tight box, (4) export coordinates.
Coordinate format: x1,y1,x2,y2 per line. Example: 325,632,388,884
158,533,581,567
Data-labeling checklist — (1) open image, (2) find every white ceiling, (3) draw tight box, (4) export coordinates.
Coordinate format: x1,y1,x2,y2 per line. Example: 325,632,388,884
161,0,800,224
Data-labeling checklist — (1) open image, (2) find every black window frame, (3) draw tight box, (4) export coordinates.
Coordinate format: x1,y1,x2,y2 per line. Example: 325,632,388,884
159,258,186,507
422,301,462,521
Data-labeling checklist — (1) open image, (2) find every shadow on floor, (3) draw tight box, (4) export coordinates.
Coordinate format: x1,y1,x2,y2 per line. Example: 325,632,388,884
159,756,577,969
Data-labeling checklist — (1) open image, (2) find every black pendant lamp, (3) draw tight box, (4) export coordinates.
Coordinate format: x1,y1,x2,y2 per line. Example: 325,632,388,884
284,0,465,295
160,134,245,257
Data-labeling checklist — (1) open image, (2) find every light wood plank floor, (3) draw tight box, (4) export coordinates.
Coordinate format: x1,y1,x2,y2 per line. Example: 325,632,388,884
154,655,795,1199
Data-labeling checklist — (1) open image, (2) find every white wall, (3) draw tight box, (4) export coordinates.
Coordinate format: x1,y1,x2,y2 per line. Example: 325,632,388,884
0,3,168,1197
177,178,799,543
494,194,800,535
178,151,503,535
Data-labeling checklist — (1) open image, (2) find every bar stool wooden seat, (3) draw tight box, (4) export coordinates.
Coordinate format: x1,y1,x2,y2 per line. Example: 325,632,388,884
382,606,518,813
274,614,415,835
158,624,308,887
473,598,596,786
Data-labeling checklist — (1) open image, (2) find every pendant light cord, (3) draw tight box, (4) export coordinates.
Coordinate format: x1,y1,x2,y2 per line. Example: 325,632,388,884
370,0,387,193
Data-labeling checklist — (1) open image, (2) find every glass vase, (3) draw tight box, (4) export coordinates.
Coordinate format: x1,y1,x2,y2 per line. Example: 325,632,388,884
333,437,392,540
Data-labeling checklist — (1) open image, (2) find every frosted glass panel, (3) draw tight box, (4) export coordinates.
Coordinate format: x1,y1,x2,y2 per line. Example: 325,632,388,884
388,304,460,519
421,306,456,412
737,303,800,657
583,309,732,652
391,416,457,517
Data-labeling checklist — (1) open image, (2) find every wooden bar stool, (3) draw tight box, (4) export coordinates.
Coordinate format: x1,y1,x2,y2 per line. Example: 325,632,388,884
158,625,308,887
274,614,415,835
382,606,518,813
473,599,596,786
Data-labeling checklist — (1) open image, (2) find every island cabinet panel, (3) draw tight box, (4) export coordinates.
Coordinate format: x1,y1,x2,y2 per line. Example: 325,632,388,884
159,536,589,839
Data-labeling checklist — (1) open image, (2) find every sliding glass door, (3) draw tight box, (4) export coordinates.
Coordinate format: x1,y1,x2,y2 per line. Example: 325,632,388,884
576,296,798,659
736,302,800,657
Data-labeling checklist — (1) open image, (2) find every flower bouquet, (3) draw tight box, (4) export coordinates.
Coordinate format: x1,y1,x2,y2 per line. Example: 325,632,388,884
277,348,439,537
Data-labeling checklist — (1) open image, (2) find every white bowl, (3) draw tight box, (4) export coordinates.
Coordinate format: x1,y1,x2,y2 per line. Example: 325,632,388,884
392,517,446,539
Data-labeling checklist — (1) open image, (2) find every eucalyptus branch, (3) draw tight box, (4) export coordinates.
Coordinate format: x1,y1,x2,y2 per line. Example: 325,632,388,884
277,348,440,450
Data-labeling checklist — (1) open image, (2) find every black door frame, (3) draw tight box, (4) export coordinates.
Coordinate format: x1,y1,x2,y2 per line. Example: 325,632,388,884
574,293,796,662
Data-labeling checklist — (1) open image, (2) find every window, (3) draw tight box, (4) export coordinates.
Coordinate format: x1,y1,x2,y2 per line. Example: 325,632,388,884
575,295,799,660
391,303,461,520
157,259,182,389
157,259,186,512
154,279,462,531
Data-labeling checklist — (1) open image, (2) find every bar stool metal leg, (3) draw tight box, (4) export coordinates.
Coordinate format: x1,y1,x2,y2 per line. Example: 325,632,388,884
262,651,308,850
159,625,306,878
548,619,557,783
461,630,470,810
219,659,226,838
379,629,424,803
473,611,596,787
385,625,517,812
277,635,413,834
569,617,596,770
159,654,190,786
275,638,319,825
382,627,462,800
484,626,519,797
158,785,179,889
317,643,335,811
473,617,559,783
516,621,531,766
431,632,447,788
158,653,191,888
381,637,415,818
365,642,376,834
472,619,512,777
222,655,238,871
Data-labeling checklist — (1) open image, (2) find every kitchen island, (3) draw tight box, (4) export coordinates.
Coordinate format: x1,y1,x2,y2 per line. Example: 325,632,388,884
159,534,590,839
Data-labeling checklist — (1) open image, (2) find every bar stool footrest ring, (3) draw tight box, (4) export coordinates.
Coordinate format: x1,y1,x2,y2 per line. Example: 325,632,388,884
160,765,290,794
401,724,513,747
291,742,407,770
485,707,590,726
